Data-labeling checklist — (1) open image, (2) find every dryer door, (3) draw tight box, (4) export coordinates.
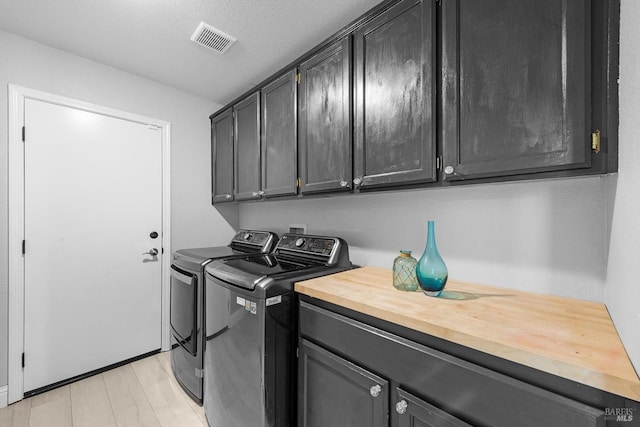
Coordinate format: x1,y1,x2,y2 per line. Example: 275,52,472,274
170,265,198,355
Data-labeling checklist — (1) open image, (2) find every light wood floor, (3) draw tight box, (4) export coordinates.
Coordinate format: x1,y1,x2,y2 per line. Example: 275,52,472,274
0,351,208,427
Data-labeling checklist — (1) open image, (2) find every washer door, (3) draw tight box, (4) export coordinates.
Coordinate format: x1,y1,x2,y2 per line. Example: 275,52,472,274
204,276,266,426
170,265,198,355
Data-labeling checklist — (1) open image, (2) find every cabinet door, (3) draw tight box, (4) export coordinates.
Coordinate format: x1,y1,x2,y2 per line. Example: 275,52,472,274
354,0,436,190
234,93,261,200
299,38,352,194
211,108,234,203
261,70,298,197
393,388,471,427
441,0,591,181
298,339,388,427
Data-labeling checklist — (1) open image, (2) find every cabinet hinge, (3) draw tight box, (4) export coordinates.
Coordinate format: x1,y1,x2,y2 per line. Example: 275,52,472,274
22,126,25,142
591,129,601,153
22,240,25,255
436,156,442,170
296,177,302,189
296,73,301,85
22,352,25,368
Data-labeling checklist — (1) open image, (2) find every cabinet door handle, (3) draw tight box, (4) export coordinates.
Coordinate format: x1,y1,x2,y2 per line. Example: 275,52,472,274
444,165,455,175
353,177,363,186
395,399,408,415
340,180,348,188
369,384,382,398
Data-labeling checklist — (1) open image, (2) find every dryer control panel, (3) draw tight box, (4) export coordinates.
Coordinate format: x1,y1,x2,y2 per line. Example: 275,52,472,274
230,230,278,253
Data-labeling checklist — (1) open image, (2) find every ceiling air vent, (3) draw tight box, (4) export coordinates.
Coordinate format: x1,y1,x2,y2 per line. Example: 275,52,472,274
191,22,237,54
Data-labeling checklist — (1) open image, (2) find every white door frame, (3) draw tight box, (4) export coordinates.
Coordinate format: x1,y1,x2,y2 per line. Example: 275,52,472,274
7,84,172,404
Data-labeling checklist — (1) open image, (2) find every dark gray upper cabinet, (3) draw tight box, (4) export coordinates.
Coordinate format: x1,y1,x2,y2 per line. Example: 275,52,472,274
233,93,261,201
441,0,591,181
211,108,234,203
298,37,352,194
354,0,437,190
298,338,388,427
210,0,616,201
261,70,298,197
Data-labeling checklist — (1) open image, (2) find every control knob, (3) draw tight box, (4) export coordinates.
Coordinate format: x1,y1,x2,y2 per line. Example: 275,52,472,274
295,238,306,248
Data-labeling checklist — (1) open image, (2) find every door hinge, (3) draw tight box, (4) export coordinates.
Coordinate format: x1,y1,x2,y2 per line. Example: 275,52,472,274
296,73,301,85
22,126,25,142
22,352,25,368
591,129,601,153
22,240,25,255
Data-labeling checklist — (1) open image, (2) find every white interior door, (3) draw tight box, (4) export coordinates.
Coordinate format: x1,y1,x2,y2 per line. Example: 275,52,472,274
23,98,163,393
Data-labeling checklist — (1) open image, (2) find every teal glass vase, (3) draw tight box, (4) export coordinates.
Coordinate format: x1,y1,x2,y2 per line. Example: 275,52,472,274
416,221,448,297
392,250,419,291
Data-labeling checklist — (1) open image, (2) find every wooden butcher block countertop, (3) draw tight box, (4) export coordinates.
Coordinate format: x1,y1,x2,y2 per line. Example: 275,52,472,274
295,266,640,402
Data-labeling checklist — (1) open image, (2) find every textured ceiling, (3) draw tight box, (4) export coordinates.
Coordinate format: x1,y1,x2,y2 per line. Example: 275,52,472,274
0,0,383,105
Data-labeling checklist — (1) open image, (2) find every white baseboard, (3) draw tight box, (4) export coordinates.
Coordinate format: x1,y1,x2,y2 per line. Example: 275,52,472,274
0,385,8,408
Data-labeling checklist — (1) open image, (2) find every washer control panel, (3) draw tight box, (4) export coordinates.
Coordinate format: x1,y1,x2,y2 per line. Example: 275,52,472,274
277,234,336,257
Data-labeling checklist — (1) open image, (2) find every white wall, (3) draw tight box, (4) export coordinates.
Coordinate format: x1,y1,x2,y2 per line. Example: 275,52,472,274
0,30,239,388
605,0,640,375
240,176,608,300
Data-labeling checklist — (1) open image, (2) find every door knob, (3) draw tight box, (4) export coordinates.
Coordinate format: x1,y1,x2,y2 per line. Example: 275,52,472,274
143,248,159,256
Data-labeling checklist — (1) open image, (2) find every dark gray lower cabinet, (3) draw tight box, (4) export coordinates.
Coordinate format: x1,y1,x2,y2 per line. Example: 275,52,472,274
299,300,608,427
394,388,470,427
299,339,388,427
